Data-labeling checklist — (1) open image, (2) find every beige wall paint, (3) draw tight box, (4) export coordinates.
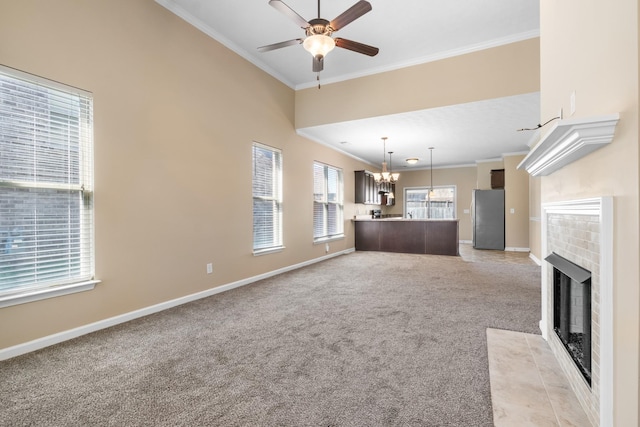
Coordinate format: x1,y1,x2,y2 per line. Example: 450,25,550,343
383,167,477,241
0,1,542,361
528,176,542,262
540,0,639,424
0,0,371,349
503,155,529,250
295,38,540,129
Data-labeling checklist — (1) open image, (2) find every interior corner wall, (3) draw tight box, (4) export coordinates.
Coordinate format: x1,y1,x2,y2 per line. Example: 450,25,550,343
0,0,371,351
503,155,529,250
540,0,640,424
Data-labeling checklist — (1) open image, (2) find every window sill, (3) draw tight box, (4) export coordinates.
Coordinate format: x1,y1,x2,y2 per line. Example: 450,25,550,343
0,280,101,308
253,246,285,256
314,235,345,244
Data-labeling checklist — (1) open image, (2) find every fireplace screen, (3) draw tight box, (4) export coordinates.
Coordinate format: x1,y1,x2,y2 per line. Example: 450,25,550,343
545,252,592,386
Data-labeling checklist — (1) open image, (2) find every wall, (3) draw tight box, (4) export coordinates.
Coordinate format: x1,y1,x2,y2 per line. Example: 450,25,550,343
528,176,542,263
504,154,529,250
295,38,540,128
0,0,371,350
475,159,504,189
539,0,639,424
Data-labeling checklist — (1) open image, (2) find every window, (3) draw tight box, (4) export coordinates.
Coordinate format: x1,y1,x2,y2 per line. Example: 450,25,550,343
0,66,95,306
404,186,456,219
252,142,283,254
313,162,344,242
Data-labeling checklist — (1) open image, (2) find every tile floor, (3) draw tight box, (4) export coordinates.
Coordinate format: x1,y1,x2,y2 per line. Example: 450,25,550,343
487,329,591,426
459,243,537,265
458,244,592,426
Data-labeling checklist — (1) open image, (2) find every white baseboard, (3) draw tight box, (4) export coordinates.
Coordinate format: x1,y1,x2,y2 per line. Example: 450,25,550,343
539,320,546,339
459,240,472,244
504,247,530,252
529,252,542,266
0,248,355,361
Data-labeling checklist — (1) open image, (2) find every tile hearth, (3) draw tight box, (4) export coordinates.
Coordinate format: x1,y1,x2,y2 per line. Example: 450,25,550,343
488,328,591,426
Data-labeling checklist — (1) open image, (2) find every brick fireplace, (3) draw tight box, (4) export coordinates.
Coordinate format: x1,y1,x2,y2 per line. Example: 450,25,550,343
541,198,613,426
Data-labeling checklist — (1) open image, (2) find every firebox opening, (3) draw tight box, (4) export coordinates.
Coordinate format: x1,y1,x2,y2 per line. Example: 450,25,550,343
545,252,592,387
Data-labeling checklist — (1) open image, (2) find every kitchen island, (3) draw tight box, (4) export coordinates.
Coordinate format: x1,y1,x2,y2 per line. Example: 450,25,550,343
354,218,459,256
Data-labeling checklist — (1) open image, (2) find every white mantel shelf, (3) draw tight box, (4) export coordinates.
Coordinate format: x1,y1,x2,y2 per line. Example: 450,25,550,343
517,113,620,176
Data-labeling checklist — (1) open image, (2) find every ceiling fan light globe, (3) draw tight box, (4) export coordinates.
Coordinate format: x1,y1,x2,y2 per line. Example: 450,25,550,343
303,34,335,57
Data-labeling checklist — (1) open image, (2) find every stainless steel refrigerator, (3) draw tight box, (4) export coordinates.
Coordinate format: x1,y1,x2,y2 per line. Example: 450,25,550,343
472,189,505,250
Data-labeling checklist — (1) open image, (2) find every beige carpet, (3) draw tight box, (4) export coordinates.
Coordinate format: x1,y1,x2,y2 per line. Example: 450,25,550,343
1,250,541,426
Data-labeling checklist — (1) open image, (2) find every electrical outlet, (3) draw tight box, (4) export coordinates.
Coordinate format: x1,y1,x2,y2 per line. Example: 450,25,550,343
510,208,515,214
206,263,213,274
325,243,329,253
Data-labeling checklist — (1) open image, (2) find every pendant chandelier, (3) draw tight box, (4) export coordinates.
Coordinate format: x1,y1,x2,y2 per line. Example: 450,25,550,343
373,137,399,184
429,147,434,196
427,147,434,218
387,151,396,199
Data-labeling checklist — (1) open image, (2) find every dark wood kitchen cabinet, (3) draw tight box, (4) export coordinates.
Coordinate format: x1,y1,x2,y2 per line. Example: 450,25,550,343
491,169,505,189
355,170,379,205
354,219,459,256
355,170,395,205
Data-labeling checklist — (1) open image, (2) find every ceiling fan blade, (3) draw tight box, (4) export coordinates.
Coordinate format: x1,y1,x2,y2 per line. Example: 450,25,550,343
329,1,372,31
257,38,304,52
312,56,324,72
268,0,309,29
334,38,379,56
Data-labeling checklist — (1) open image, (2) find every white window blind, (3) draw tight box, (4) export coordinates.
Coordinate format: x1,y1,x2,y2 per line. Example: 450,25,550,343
0,66,94,299
313,162,344,241
252,142,283,254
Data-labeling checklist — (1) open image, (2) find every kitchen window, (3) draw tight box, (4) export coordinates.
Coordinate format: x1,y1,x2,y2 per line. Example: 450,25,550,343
252,142,283,254
405,186,456,219
0,66,96,307
313,162,344,242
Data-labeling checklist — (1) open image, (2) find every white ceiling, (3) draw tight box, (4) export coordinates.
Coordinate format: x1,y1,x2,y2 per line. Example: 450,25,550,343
156,0,541,169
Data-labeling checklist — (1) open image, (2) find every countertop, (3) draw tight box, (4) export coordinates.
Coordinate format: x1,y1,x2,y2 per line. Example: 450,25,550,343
352,217,459,222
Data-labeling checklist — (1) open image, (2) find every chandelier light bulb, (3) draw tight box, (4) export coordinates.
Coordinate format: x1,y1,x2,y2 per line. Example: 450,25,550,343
303,35,336,58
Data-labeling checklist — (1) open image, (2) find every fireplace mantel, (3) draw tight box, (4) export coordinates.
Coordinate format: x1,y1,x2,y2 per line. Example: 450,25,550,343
517,114,620,176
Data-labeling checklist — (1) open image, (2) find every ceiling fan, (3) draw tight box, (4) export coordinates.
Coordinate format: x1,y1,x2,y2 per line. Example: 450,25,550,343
257,0,379,73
